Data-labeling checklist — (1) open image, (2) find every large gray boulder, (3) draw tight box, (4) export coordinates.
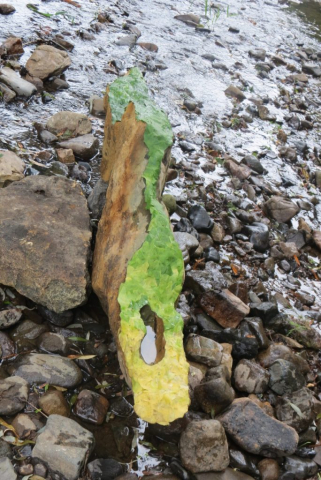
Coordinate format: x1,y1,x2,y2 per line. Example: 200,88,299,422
0,176,91,313
32,415,94,480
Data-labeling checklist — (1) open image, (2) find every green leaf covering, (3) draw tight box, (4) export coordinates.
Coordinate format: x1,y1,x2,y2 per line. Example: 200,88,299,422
108,68,190,424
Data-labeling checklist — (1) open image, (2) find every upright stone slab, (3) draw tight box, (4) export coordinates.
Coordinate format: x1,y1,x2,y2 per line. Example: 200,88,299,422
0,176,91,313
92,68,190,425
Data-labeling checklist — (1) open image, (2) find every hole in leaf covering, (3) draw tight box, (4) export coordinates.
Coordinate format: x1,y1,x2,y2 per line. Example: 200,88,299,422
140,304,166,365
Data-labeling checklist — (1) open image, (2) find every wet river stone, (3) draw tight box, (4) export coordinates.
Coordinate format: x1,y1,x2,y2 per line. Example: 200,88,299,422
196,470,255,480
281,456,318,480
185,335,223,366
46,111,92,136
0,150,25,186
9,353,82,388
0,3,15,14
0,176,91,313
26,44,71,79
262,196,299,223
0,457,16,480
32,414,94,480
275,388,314,432
57,134,99,160
0,331,15,358
233,359,270,394
0,308,22,329
0,376,29,414
199,289,250,328
74,389,109,425
217,398,298,457
87,459,123,480
0,67,36,97
39,390,70,417
179,420,229,472
269,359,305,395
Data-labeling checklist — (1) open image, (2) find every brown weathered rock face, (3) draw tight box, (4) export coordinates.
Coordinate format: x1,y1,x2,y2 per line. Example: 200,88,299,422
92,97,171,381
26,45,71,80
199,289,250,328
0,176,91,312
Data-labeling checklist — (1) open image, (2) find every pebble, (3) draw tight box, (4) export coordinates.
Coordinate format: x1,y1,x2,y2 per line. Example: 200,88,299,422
39,390,70,417
74,389,109,425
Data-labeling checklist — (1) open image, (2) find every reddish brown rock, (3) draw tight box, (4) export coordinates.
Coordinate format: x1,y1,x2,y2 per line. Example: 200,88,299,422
74,389,109,425
2,36,23,55
199,289,250,328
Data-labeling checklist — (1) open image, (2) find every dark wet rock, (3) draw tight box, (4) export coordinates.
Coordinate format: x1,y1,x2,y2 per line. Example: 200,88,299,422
32,414,94,480
71,163,89,182
39,390,70,417
0,67,36,96
46,111,92,137
74,389,109,425
263,196,299,223
258,459,280,480
313,230,321,251
225,85,246,102
57,134,99,160
0,331,15,358
249,49,266,60
233,359,270,394
174,14,200,27
217,398,298,457
174,232,199,263
242,223,269,252
185,335,223,367
199,289,250,329
269,359,305,395
37,332,70,355
0,82,16,102
250,302,278,322
9,353,82,388
174,218,199,240
26,45,71,80
241,155,264,174
88,179,108,219
242,317,269,349
0,3,15,14
229,448,260,478
188,205,213,233
227,216,243,234
0,376,29,415
110,397,134,417
275,388,314,433
37,305,74,327
180,140,196,152
194,377,235,414
302,63,321,77
281,456,318,479
204,247,220,263
258,344,309,374
49,160,69,176
196,470,255,480
11,319,48,346
0,438,13,458
185,263,227,294
296,292,315,306
0,308,22,329
0,458,16,480
224,158,251,180
0,176,91,313
87,458,123,480
179,420,229,473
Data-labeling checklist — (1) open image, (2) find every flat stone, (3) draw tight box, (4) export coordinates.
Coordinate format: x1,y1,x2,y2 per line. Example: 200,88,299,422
9,353,82,388
179,420,229,473
47,111,92,137
174,14,200,26
0,176,91,313
74,389,109,425
257,344,309,374
224,158,251,179
0,457,16,480
188,205,214,233
233,359,270,394
0,67,36,97
302,63,321,77
57,134,99,160
249,49,266,60
0,150,24,186
185,335,223,367
26,45,71,80
0,376,29,415
199,289,250,328
225,85,246,102
217,398,299,457
37,332,70,355
32,414,94,480
262,196,299,223
56,148,75,164
39,390,70,417
11,413,39,438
